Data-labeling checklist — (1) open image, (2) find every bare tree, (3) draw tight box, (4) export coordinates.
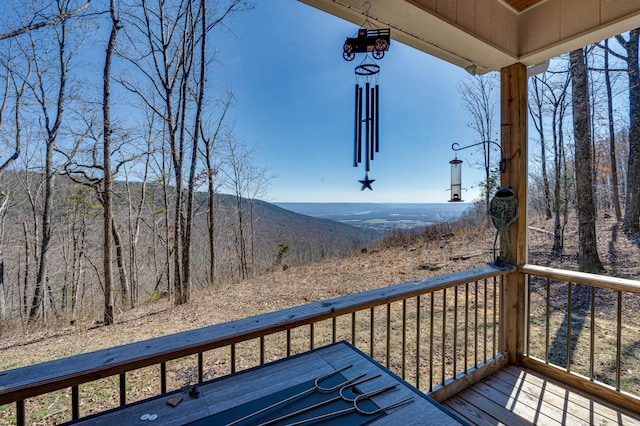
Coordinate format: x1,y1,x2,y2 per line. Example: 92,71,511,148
26,1,88,322
0,45,30,329
0,0,92,41
120,0,247,304
99,0,122,325
603,39,623,220
610,30,640,231
218,134,273,279
200,92,233,284
458,74,499,209
570,48,604,273
529,75,553,219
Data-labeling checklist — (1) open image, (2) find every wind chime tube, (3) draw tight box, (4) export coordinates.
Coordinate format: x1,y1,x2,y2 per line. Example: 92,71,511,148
374,84,380,153
357,86,363,165
365,81,371,172
354,84,360,167
370,84,376,160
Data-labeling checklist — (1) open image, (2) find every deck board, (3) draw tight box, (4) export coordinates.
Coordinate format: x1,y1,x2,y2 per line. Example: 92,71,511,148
443,366,640,426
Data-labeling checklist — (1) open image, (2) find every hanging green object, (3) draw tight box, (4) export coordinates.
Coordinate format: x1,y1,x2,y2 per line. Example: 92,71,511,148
489,188,518,267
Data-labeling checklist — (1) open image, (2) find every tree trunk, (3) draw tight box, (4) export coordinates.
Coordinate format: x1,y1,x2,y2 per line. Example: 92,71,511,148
529,77,552,219
621,30,640,231
112,217,131,308
0,194,8,329
604,39,623,221
570,48,604,273
29,3,72,323
101,0,120,325
30,146,55,322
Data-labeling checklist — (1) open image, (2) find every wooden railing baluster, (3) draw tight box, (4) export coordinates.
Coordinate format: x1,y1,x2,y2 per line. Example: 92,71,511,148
545,277,551,363
493,277,498,357
441,288,446,385
72,385,79,420
160,363,166,394
429,292,434,392
351,311,356,345
616,289,622,391
119,373,126,406
483,279,488,363
402,298,407,380
332,317,336,343
474,280,478,368
416,296,421,389
16,400,24,426
567,281,573,371
370,307,375,357
453,285,458,377
386,303,391,369
464,283,469,373
589,286,595,380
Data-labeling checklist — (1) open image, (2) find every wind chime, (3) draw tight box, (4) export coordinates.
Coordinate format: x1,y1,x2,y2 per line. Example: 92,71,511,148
343,4,390,190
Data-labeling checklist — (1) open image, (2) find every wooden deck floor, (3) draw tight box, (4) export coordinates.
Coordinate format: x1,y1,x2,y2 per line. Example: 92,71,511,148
442,366,640,426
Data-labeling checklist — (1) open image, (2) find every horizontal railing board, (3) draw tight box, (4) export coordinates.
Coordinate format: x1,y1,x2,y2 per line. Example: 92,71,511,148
0,264,513,405
520,264,640,294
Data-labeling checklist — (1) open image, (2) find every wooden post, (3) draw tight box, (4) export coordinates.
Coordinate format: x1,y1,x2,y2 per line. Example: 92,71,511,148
500,63,528,365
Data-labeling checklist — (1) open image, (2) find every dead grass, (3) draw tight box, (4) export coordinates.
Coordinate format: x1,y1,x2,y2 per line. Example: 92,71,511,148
2,213,640,424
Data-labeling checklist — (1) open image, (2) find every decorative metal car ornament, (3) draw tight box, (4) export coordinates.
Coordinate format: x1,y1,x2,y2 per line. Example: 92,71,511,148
343,28,390,61
343,13,390,190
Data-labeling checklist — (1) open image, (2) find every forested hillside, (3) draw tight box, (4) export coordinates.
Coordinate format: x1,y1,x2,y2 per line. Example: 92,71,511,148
0,172,378,333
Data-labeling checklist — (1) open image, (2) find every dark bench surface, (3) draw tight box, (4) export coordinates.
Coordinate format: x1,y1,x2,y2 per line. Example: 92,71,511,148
66,341,468,425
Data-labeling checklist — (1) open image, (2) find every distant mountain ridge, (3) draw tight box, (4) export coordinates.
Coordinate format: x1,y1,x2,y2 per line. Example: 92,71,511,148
275,202,472,230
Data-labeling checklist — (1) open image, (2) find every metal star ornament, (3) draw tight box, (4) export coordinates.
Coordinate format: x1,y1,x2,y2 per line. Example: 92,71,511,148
359,173,375,191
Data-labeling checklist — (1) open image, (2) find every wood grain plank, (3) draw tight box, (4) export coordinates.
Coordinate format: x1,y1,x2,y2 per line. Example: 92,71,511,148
470,380,562,425
442,365,640,426
482,373,587,425
501,365,640,425
454,387,533,426
443,394,506,426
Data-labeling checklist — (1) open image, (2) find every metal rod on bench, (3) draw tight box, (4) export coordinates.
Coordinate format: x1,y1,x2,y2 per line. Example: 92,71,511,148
225,365,359,426
256,374,382,426
284,385,413,426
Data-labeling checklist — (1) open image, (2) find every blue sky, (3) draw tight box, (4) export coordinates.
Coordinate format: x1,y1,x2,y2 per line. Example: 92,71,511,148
212,0,491,203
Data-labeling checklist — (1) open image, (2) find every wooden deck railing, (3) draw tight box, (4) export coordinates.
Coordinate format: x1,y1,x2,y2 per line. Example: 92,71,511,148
521,264,640,412
0,265,512,425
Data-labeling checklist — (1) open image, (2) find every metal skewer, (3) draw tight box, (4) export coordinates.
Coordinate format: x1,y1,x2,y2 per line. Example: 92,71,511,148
225,365,357,426
282,384,414,426
255,374,382,426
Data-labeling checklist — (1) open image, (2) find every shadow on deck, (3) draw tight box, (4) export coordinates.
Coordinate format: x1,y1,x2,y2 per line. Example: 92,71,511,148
443,365,640,426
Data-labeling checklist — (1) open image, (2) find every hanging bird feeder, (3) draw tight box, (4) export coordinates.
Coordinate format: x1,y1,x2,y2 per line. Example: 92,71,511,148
448,141,507,201
448,158,464,202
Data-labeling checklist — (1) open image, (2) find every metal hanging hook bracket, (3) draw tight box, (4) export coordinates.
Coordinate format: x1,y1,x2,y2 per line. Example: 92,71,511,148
451,141,506,173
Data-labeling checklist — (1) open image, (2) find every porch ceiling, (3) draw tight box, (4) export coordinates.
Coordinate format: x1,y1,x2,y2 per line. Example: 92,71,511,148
299,0,640,74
